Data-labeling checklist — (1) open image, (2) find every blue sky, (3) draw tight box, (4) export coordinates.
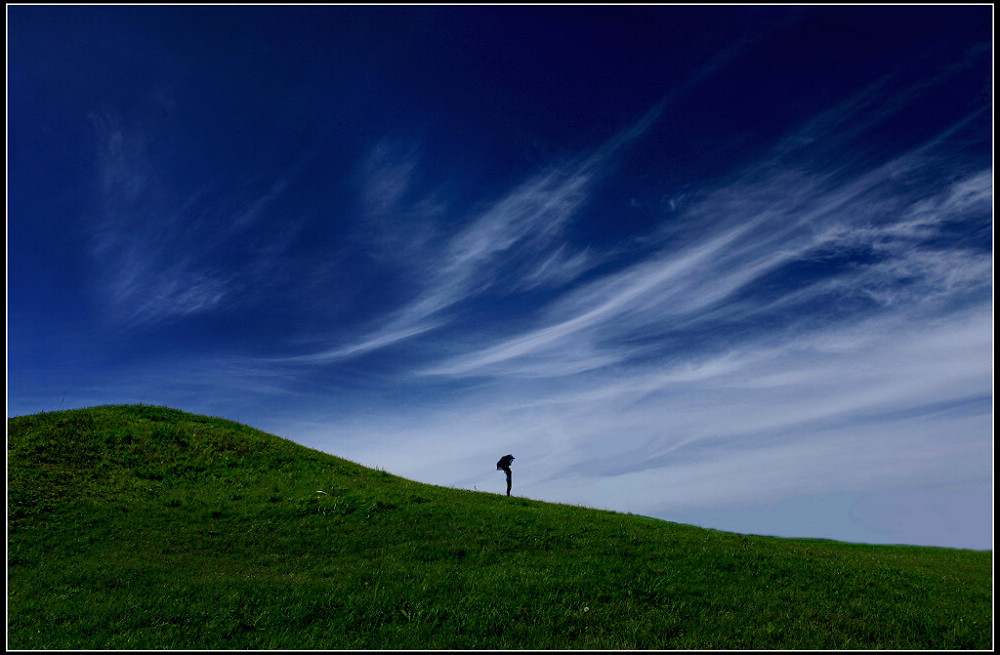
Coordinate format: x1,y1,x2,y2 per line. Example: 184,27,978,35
7,5,993,549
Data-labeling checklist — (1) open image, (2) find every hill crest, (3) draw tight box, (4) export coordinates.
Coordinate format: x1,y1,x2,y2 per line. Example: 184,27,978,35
7,405,993,649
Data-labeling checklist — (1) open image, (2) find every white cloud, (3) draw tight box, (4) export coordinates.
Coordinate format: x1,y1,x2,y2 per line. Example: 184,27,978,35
360,138,418,218
515,245,598,291
418,144,990,381
285,107,666,363
87,112,326,327
288,301,990,527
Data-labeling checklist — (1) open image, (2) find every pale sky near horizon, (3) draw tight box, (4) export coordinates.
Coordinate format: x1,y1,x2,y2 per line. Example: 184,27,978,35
8,5,993,549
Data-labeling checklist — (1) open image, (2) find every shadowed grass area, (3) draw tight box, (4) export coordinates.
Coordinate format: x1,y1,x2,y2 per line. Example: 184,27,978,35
7,405,992,649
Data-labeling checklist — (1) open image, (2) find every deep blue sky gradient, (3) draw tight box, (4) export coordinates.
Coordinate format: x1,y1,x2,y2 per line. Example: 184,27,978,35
8,5,993,549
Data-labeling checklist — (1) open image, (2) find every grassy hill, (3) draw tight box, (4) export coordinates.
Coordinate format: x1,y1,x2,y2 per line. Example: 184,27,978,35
7,405,992,649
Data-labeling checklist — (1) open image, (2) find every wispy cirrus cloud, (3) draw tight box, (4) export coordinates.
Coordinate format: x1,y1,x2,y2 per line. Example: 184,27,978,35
283,103,665,364
420,218,761,377
292,298,990,529
419,145,990,381
267,66,990,400
88,113,310,327
236,67,988,462
89,115,230,324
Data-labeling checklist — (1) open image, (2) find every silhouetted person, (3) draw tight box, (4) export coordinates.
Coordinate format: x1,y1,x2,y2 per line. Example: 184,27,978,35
497,454,514,496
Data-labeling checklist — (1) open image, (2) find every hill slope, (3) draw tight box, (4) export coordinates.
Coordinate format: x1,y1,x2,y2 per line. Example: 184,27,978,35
7,405,992,649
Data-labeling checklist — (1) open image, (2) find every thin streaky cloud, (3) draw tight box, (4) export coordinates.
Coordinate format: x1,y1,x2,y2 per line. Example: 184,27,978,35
515,244,599,292
422,219,761,377
281,104,667,364
314,300,989,500
422,97,990,379
88,112,316,326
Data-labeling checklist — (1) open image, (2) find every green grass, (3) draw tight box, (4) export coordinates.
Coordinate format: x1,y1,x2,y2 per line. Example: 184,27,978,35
7,405,992,649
